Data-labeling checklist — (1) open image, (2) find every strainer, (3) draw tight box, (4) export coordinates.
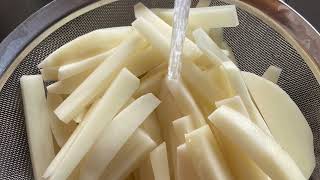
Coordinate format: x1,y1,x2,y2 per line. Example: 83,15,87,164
0,0,319,179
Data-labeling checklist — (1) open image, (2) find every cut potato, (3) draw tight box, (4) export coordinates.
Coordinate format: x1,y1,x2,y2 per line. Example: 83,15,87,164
172,116,195,145
135,157,155,180
215,96,250,118
223,61,271,135
47,69,140,180
133,3,202,61
166,78,206,128
196,0,211,7
47,70,92,95
74,109,86,123
242,71,315,178
58,49,115,80
262,65,282,84
80,94,160,180
141,112,163,145
134,63,167,98
47,93,77,147
177,144,199,180
209,106,306,180
153,5,238,33
100,129,157,180
185,125,234,180
20,75,55,180
209,28,224,48
150,142,171,180
38,26,133,68
220,42,237,65
40,67,59,81
54,32,146,123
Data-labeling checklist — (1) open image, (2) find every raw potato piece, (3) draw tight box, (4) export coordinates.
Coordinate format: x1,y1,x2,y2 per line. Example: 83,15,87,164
153,5,239,32
101,129,157,180
55,32,146,123
38,26,133,68
242,71,315,178
141,112,163,144
172,116,195,145
177,144,199,180
196,0,211,7
150,143,171,180
135,158,155,180
58,49,115,80
133,3,202,61
215,96,250,118
47,69,140,180
80,94,160,180
20,75,55,180
262,65,282,84
209,106,306,180
209,28,224,48
185,125,234,180
47,93,77,147
41,67,59,81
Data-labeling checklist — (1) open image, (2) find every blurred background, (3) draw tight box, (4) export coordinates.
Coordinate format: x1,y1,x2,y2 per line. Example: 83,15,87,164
0,0,319,42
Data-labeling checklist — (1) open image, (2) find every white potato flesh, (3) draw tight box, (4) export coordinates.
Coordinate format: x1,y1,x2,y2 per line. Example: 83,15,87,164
47,69,140,180
185,125,234,180
196,0,211,7
215,96,250,118
214,96,270,180
46,93,77,147
177,144,199,180
73,109,86,123
242,71,315,178
100,129,157,180
193,28,230,66
47,70,92,95
150,142,171,180
223,61,271,135
40,67,59,81
209,28,224,48
166,78,206,128
172,116,195,145
209,106,306,180
20,75,55,180
58,49,115,80
38,26,133,68
134,63,167,98
133,3,202,61
135,157,155,180
262,65,282,84
54,32,146,123
153,5,238,33
220,42,237,65
80,94,160,180
141,112,163,145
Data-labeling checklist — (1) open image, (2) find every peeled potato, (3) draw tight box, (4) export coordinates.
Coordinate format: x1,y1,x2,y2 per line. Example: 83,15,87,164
172,116,195,145
242,71,315,178
150,142,171,180
176,144,199,180
262,65,282,84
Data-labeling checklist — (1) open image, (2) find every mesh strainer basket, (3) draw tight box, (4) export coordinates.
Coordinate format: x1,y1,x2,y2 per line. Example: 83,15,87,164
0,0,319,179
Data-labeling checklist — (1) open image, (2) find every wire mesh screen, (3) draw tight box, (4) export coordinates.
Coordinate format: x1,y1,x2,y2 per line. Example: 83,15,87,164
0,0,319,179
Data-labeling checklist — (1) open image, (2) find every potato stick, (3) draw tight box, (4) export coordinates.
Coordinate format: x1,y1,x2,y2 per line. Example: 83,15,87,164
48,69,140,180
220,41,237,65
141,112,163,145
101,129,157,180
20,75,55,180
185,125,234,180
215,96,250,118
172,116,195,145
209,106,306,180
73,109,86,123
209,28,224,48
47,70,92,95
58,49,115,80
196,0,211,7
135,157,155,180
134,64,167,98
243,71,315,178
166,78,206,128
40,67,59,81
38,26,133,68
54,32,146,123
47,93,77,147
134,3,202,61
152,5,238,31
223,61,271,135
262,65,282,84
176,144,199,180
150,143,171,180
80,94,160,180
